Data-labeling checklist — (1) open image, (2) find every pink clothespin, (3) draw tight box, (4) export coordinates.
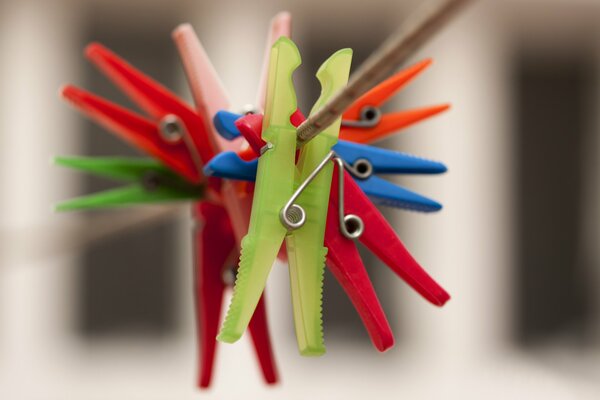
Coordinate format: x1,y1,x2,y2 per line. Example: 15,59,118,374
172,13,292,387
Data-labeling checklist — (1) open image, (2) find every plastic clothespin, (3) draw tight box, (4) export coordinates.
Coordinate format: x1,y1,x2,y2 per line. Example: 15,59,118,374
340,59,450,144
217,37,303,346
193,201,277,387
55,157,204,211
61,43,215,184
206,113,445,212
282,48,352,355
219,39,353,356
173,18,290,386
322,161,451,352
208,111,450,352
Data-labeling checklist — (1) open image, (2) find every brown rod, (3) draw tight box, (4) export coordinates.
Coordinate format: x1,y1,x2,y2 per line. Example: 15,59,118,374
296,0,473,145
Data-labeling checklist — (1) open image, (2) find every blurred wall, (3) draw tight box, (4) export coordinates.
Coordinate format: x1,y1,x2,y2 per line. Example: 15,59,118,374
0,0,599,398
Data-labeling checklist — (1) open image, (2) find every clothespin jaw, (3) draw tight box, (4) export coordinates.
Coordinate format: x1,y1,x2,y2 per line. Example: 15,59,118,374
55,156,204,211
340,59,450,144
218,37,302,344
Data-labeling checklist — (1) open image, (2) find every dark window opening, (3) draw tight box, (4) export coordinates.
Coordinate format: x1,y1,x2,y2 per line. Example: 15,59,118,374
513,51,596,346
77,21,183,337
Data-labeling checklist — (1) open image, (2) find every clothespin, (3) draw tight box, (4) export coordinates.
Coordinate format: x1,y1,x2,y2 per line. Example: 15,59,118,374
282,48,352,355
193,201,277,387
218,38,353,356
55,157,204,211
340,59,449,144
324,163,451,346
173,20,287,386
58,38,280,388
206,113,445,211
62,44,212,185
208,111,450,351
216,37,302,345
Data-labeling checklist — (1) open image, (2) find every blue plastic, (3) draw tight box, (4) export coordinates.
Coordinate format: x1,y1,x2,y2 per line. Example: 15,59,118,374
213,111,446,174
203,151,258,181
213,110,243,140
333,141,446,175
359,175,442,212
209,111,446,212
204,148,444,212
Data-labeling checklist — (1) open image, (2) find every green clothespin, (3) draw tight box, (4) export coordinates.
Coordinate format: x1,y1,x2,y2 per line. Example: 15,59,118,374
217,37,353,356
284,48,352,355
217,37,301,344
55,156,204,211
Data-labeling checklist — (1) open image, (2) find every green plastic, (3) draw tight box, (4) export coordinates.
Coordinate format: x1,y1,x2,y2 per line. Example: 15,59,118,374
55,156,204,211
285,48,353,355
217,37,301,344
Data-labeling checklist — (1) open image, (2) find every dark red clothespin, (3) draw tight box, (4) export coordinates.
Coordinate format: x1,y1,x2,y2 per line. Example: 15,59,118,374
194,202,277,387
60,43,278,388
325,163,450,351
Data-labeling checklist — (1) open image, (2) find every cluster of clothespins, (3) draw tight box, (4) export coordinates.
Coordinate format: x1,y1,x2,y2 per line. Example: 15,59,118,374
57,12,452,389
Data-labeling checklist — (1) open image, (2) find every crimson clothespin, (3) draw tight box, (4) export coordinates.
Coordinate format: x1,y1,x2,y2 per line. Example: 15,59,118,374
194,202,277,387
325,163,449,351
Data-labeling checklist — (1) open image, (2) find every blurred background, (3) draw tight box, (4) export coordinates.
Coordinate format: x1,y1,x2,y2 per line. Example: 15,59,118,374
1,0,599,398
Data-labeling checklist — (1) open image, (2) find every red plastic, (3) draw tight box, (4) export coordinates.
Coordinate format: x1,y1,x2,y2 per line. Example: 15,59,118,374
61,85,203,184
235,113,267,155
328,166,450,307
85,43,217,164
194,202,278,387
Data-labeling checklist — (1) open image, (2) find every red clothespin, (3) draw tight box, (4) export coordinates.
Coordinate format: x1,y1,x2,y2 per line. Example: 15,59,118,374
60,42,279,388
340,59,450,144
234,112,450,352
194,202,277,387
325,163,450,350
67,43,214,182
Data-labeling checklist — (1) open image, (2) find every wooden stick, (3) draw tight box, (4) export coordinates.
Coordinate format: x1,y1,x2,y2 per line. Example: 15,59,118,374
296,0,473,145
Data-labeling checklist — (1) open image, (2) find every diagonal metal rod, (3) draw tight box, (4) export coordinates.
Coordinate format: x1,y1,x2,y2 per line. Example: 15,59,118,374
296,0,473,145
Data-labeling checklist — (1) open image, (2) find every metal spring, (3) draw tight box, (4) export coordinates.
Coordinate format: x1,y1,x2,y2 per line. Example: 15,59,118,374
279,151,364,240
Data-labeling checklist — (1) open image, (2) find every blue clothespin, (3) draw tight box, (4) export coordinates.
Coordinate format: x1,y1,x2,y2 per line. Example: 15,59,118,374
206,111,446,212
